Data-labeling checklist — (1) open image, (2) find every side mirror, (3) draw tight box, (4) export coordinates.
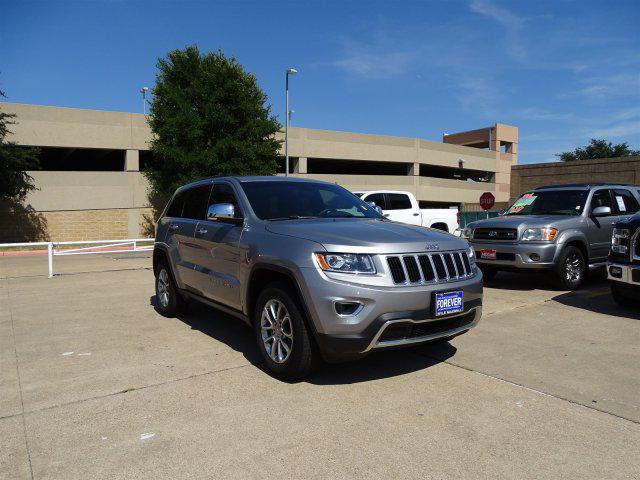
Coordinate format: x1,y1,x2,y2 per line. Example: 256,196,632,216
207,203,236,221
498,209,506,216
367,201,383,214
591,206,611,217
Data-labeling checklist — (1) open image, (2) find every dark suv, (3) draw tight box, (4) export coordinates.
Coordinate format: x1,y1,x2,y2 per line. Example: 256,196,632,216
608,211,640,306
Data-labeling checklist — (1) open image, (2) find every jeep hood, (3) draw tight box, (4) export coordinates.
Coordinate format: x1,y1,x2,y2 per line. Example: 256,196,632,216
265,218,468,254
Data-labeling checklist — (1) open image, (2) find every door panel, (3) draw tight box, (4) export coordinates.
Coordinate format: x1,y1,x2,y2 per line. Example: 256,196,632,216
587,189,618,261
170,183,213,290
190,183,244,309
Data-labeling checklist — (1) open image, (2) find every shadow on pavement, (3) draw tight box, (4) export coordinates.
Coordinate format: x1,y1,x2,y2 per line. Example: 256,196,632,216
484,269,608,292
307,343,456,386
552,288,640,320
151,295,457,384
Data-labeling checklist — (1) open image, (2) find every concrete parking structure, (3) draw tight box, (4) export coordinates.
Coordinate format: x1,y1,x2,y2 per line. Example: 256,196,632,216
1,254,639,479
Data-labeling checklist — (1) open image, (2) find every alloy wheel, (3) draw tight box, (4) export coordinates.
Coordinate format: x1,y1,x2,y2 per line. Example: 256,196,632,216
564,253,583,282
157,269,170,308
261,299,293,363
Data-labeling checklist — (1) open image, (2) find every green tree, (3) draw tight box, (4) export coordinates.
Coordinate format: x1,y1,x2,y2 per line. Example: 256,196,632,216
557,138,640,162
145,45,282,196
0,91,40,200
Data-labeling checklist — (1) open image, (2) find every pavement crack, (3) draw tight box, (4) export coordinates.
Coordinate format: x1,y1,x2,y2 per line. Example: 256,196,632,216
6,277,35,480
0,363,251,421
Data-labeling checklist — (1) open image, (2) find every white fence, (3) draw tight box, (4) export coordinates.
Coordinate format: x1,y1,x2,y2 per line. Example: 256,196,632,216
0,238,153,278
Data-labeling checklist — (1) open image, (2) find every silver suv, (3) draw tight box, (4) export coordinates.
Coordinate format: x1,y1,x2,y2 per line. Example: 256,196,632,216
153,177,482,379
462,183,640,289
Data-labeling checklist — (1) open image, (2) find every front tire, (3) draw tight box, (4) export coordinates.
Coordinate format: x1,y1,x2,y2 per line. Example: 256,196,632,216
611,282,635,307
254,282,317,380
154,262,187,317
480,266,498,282
552,246,586,290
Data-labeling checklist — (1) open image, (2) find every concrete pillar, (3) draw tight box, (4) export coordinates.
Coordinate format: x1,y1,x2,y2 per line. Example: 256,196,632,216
294,157,308,174
408,162,419,176
125,149,140,172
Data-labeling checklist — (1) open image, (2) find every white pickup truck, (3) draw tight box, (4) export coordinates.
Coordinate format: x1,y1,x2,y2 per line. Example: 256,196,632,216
353,190,459,233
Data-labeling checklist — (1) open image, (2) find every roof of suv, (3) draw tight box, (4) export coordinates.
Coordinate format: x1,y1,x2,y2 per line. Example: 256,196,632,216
178,175,334,191
534,183,637,190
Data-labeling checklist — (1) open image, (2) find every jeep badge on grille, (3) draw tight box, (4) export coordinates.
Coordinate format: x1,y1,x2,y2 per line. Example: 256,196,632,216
425,243,439,251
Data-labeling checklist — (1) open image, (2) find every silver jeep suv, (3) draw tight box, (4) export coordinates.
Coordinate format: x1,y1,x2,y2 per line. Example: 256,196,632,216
153,177,482,379
462,183,640,289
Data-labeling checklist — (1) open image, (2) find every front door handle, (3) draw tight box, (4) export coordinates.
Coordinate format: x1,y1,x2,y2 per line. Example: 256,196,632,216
196,227,208,235
169,224,180,231
413,213,420,216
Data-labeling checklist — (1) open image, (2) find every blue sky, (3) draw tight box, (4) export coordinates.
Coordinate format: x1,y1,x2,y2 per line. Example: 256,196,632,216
1,0,639,163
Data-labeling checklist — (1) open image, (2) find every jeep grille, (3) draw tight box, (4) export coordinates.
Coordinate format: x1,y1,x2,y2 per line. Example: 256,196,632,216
386,251,473,285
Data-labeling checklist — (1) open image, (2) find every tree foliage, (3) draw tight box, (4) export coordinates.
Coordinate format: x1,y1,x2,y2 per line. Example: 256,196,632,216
0,91,40,200
556,138,640,162
145,46,282,196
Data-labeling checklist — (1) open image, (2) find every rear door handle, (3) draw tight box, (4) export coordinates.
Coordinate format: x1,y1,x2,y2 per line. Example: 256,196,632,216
413,213,420,216
169,224,180,231
196,227,208,235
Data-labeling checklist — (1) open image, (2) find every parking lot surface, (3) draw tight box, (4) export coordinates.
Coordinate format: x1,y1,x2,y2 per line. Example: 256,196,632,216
1,254,639,479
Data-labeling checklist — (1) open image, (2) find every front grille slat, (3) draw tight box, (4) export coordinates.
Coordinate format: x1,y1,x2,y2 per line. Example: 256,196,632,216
387,257,406,283
418,255,436,281
387,250,473,285
454,252,466,276
444,253,457,278
403,256,421,283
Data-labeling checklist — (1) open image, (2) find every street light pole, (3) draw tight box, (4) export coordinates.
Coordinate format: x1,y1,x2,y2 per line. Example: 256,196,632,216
285,69,297,177
140,87,149,115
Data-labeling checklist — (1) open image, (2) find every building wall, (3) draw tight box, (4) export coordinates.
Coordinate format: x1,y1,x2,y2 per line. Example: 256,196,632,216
510,156,640,200
0,102,517,242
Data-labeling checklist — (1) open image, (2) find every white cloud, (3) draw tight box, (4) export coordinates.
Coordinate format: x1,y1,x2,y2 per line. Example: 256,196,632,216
469,0,527,59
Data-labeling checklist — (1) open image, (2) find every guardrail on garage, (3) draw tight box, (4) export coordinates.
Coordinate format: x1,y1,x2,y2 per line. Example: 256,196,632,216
0,238,153,278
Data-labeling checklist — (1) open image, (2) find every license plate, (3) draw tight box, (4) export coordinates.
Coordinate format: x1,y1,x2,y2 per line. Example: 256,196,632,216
434,291,464,317
480,249,497,260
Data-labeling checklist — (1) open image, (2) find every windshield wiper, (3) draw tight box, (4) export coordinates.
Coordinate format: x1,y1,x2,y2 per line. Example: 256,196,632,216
265,215,318,221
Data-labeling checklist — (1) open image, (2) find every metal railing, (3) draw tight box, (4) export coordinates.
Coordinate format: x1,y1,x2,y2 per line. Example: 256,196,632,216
0,238,153,278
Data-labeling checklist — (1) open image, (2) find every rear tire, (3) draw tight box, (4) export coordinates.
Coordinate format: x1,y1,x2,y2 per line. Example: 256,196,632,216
611,282,635,307
552,246,586,290
154,261,187,317
480,266,498,282
253,282,318,380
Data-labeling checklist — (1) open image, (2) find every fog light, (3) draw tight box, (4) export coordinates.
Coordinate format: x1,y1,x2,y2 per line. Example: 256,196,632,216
609,266,623,278
529,253,540,262
334,301,362,316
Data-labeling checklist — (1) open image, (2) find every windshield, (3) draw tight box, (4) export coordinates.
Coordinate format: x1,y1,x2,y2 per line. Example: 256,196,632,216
505,190,588,216
240,181,383,220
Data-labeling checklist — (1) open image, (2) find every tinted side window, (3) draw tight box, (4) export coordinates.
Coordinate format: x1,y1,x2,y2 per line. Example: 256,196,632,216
613,189,640,214
165,191,185,218
387,193,412,210
364,193,386,209
590,189,613,214
181,184,213,220
210,183,242,218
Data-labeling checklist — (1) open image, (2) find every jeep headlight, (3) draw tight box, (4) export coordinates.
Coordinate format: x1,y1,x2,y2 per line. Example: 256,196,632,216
521,227,558,241
461,227,474,239
314,253,376,274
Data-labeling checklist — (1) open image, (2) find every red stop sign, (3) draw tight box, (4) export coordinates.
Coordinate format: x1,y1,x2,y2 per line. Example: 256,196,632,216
480,192,495,211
